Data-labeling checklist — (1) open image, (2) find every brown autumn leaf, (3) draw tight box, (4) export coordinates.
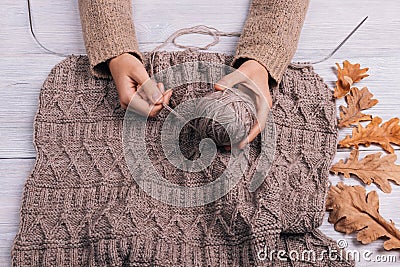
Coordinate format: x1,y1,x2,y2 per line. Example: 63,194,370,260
338,87,378,128
326,182,400,250
330,149,400,193
334,60,369,98
333,80,351,99
338,60,370,86
339,116,400,154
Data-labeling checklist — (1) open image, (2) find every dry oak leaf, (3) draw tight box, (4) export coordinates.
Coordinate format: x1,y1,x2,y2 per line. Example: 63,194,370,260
339,116,400,154
334,60,369,98
330,149,400,193
338,87,378,128
326,182,400,250
333,80,351,99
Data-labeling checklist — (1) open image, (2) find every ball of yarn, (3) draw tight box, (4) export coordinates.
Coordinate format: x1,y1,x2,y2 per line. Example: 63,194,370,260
194,89,256,146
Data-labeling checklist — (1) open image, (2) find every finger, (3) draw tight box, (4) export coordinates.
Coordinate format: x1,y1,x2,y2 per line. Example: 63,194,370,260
114,77,137,108
238,121,262,149
128,93,165,118
127,62,150,98
264,88,273,109
127,92,154,116
214,70,246,91
158,82,165,94
238,104,269,149
130,63,150,85
148,89,173,117
137,78,164,105
148,104,164,117
162,89,173,106
251,80,272,109
164,88,173,96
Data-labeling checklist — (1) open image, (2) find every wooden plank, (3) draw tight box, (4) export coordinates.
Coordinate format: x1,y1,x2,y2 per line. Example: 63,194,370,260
22,0,400,55
1,0,400,265
0,159,35,266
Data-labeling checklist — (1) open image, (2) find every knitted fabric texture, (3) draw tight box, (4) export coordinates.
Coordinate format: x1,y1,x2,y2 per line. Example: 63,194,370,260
11,50,355,266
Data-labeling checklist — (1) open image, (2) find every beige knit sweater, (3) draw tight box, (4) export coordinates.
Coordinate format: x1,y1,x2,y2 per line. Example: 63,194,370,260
78,0,309,85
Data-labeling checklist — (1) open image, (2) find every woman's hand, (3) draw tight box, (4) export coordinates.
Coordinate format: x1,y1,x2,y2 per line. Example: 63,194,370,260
214,59,273,149
108,53,173,117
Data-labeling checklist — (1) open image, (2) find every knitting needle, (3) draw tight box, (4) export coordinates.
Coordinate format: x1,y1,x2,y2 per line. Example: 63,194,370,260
311,16,368,64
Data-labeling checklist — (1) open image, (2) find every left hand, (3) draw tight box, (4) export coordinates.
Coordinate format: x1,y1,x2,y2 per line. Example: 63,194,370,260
214,59,273,150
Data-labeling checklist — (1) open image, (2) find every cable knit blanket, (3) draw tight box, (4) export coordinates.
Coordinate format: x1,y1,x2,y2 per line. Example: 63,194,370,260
11,51,355,266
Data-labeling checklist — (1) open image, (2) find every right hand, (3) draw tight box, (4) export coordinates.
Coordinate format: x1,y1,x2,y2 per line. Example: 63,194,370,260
215,59,272,150
108,53,173,117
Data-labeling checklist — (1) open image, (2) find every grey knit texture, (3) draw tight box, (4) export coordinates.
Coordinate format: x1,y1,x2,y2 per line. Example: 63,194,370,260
11,51,355,266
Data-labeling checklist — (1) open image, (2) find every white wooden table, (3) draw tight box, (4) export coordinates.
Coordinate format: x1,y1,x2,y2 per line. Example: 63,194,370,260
1,0,399,266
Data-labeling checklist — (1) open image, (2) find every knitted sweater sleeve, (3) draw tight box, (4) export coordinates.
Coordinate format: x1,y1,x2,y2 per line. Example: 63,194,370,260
78,0,309,83
233,0,310,85
78,0,143,79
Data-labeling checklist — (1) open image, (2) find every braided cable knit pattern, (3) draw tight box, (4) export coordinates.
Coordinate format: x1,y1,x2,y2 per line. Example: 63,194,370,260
11,51,354,267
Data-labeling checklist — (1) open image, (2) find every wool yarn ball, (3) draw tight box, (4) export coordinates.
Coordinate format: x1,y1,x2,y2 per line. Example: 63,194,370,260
193,89,256,147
